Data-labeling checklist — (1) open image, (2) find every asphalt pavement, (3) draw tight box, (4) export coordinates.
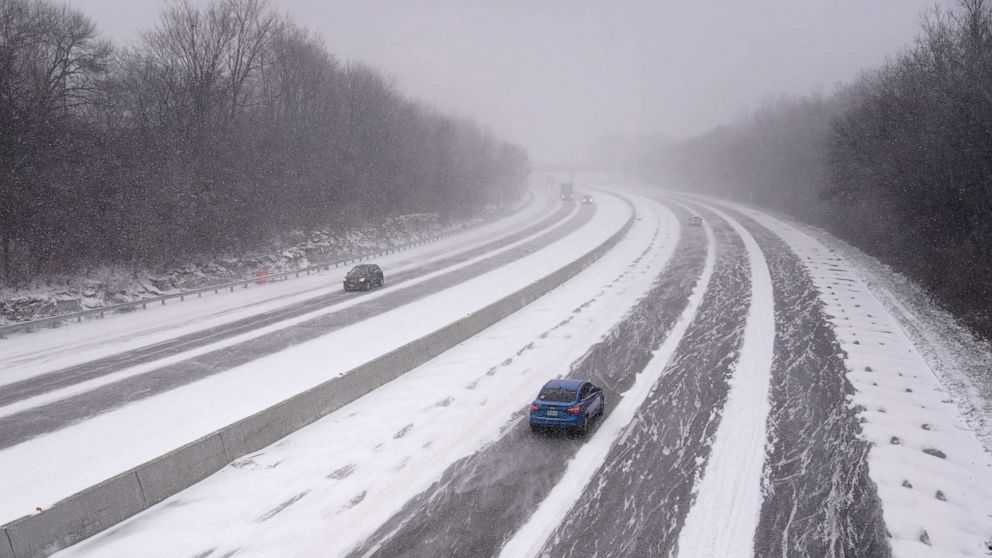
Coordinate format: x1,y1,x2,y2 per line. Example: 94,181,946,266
730,207,890,558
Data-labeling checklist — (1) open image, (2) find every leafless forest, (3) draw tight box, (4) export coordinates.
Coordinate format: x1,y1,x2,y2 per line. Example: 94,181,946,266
0,0,529,284
630,0,992,340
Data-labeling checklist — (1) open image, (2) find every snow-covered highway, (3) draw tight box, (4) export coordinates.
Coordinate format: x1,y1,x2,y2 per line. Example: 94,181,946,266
0,186,626,526
2,182,990,558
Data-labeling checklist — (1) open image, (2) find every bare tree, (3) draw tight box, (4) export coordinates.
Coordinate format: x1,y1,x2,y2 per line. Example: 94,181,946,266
0,0,529,287
633,0,992,340
0,0,110,282
223,0,276,120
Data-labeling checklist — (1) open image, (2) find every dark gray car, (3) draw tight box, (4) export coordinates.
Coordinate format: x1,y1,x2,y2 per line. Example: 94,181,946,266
343,264,384,291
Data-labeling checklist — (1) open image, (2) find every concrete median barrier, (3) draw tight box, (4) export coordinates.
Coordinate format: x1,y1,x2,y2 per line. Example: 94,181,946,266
137,433,230,507
1,194,636,558
4,472,144,558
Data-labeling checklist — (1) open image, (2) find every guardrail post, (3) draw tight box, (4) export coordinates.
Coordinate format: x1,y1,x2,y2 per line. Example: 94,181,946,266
230,285,234,293
180,294,185,302
99,311,104,319
162,299,166,305
143,302,147,309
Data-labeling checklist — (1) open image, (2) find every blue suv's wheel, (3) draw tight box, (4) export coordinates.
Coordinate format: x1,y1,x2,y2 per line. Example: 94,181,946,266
578,413,589,434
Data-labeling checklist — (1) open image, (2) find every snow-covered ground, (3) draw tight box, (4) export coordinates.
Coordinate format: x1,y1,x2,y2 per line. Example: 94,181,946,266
53,191,674,558
800,223,992,454
734,202,992,558
0,188,628,526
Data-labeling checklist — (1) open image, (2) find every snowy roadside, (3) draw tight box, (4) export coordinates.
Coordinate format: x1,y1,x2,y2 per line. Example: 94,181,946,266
0,194,533,327
52,192,671,558
702,200,992,455
797,223,992,454
735,203,992,558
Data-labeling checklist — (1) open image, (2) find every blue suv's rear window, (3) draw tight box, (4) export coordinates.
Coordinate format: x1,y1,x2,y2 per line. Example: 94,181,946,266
538,387,577,402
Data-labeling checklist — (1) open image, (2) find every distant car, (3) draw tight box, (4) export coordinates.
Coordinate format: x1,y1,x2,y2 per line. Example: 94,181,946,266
689,216,703,226
529,379,604,434
581,194,593,205
343,264,384,291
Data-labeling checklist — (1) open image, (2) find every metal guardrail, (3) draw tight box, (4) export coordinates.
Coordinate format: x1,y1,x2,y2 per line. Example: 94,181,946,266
0,225,471,339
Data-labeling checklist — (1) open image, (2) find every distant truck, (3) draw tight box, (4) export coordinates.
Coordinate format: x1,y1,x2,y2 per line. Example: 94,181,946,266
560,182,574,201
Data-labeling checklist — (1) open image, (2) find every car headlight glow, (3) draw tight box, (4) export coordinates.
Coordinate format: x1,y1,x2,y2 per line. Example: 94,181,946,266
359,277,366,282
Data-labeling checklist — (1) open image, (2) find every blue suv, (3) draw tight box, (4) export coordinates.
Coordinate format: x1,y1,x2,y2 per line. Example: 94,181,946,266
529,379,604,434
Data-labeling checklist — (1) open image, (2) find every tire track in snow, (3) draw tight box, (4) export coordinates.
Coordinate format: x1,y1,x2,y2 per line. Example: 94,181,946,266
348,202,705,558
675,201,775,558
506,200,743,558
724,207,889,558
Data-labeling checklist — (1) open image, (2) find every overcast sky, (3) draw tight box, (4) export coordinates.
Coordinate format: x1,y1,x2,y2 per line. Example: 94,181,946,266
67,0,952,165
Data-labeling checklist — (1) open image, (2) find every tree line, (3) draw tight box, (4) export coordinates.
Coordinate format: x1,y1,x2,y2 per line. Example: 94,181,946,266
629,0,992,340
0,0,529,285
